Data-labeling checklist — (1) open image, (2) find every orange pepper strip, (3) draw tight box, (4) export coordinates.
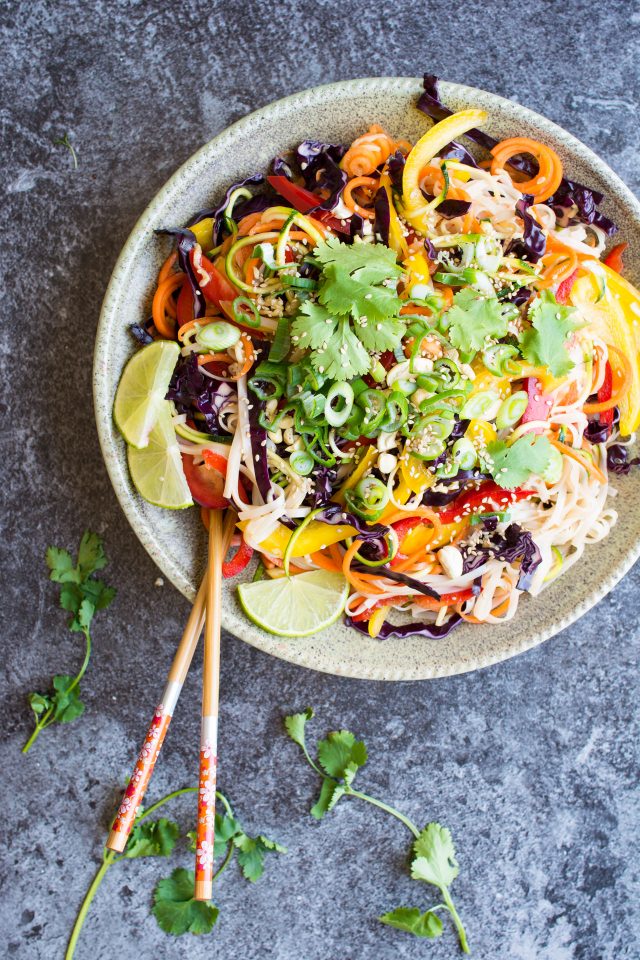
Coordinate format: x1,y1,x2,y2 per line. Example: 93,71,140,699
152,274,183,339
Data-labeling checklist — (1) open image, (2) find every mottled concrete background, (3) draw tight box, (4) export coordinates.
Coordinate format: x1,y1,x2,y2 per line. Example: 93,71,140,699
1,2,639,958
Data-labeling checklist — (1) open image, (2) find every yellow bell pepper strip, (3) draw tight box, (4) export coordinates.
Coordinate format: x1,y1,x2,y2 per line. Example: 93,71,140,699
402,109,488,234
379,173,409,259
188,217,214,251
571,266,640,434
591,260,640,354
368,604,392,638
401,520,465,554
403,251,432,298
400,454,436,495
238,518,357,559
333,446,378,505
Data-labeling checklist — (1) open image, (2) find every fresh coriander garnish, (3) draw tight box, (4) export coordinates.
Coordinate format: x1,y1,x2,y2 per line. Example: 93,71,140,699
53,132,78,169
486,433,553,489
291,237,405,380
23,531,115,754
441,287,510,355
518,290,581,377
284,708,470,953
66,786,285,956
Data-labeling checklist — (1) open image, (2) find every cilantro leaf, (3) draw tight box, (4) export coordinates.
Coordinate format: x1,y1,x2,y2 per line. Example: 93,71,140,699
355,314,406,354
309,317,370,381
320,263,401,326
46,547,78,582
291,302,337,350
233,833,287,882
77,530,108,578
124,818,180,859
519,291,581,377
152,868,219,935
379,906,443,939
310,779,341,820
312,236,402,288
486,434,552,489
284,707,314,751
412,823,459,889
443,288,509,354
317,730,367,779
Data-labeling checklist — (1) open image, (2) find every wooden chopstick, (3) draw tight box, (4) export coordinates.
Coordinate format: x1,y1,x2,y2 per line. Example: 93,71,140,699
193,508,226,901
106,510,236,854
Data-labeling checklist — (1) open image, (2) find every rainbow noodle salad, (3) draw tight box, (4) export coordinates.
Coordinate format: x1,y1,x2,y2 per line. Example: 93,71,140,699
116,74,640,641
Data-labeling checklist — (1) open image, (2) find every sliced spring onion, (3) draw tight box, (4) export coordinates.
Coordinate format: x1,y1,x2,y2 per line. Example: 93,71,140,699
369,359,387,383
344,476,389,521
451,436,477,470
495,391,528,429
481,343,520,376
280,274,317,290
195,321,241,352
232,295,261,328
289,450,314,476
394,377,417,397
356,389,387,434
541,444,563,484
269,316,291,363
460,389,502,421
324,381,354,428
283,507,322,576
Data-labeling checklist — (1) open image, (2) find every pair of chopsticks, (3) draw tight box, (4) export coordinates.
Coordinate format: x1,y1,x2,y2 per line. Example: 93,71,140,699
107,508,235,902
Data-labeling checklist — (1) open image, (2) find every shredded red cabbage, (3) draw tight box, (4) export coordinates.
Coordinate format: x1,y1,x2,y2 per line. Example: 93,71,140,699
354,563,440,600
317,502,388,539
130,321,154,345
296,140,347,211
387,150,406,192
461,523,542,591
166,354,234,434
311,467,337,508
345,612,462,640
606,443,640,475
506,195,547,263
373,187,391,245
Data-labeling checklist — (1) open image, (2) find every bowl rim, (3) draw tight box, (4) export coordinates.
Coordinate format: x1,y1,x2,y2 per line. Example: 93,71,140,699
94,76,640,680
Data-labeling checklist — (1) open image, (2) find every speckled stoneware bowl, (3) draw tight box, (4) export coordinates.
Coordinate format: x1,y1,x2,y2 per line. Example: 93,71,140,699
94,77,640,680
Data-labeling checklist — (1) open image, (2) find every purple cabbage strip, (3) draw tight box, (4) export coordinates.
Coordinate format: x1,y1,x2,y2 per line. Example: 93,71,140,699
317,502,388,539
296,140,347,211
549,178,618,237
436,198,471,220
155,227,206,319
166,354,234,435
373,187,391,245
346,613,462,640
387,150,406,192
441,141,478,168
188,173,265,248
311,467,337,508
130,321,154,345
506,195,547,263
585,406,619,444
271,155,295,179
461,523,542,592
247,391,272,506
354,563,440,600
606,443,640,475
349,212,366,242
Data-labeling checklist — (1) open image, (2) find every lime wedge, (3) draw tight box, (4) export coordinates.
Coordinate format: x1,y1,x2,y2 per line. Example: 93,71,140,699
114,341,180,448
237,570,349,638
128,403,193,509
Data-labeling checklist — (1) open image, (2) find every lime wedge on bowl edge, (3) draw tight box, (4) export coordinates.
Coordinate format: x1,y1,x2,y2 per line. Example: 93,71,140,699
237,570,349,638
114,340,180,448
128,402,193,510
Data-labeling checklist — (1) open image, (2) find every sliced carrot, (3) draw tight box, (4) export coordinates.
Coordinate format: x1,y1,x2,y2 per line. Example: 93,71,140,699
342,176,379,220
152,273,183,339
490,137,563,203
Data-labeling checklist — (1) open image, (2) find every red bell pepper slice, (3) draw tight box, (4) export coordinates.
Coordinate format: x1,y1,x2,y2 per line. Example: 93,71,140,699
597,361,614,429
437,482,536,525
521,377,551,433
267,175,351,235
181,450,229,509
604,242,627,274
222,538,254,578
555,269,578,305
176,280,194,327
188,246,237,308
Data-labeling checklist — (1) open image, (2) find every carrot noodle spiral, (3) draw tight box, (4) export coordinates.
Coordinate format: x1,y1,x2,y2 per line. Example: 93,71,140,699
342,124,409,177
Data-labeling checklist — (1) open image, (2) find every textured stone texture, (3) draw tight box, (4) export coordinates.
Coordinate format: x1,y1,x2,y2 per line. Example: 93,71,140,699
1,2,639,958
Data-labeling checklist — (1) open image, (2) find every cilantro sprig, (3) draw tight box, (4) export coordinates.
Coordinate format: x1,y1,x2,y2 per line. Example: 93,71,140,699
66,786,285,957
285,708,469,953
23,531,116,754
519,290,581,377
291,237,404,380
53,132,78,169
441,287,511,355
486,433,553,489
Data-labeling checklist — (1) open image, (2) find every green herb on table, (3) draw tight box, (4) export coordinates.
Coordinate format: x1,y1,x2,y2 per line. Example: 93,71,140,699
53,132,79,169
66,786,285,957
284,708,470,953
23,531,116,754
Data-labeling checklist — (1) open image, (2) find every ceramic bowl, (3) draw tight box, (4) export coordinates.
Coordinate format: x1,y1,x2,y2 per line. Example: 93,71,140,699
94,77,640,680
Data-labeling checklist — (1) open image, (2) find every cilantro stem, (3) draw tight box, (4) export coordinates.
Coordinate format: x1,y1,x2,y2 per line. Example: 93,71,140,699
347,788,421,839
213,841,235,881
22,628,91,754
441,886,470,954
136,786,196,822
65,849,116,959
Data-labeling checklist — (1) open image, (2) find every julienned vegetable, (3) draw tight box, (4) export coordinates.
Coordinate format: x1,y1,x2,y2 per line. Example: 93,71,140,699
114,77,640,641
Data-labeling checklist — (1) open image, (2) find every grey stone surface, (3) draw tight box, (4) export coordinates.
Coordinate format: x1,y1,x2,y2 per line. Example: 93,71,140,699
1,1,639,958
